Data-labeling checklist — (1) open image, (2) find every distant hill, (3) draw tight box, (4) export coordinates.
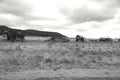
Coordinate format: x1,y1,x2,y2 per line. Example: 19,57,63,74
0,25,67,37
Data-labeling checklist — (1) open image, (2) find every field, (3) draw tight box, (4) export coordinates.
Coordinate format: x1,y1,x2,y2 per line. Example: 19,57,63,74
0,36,120,80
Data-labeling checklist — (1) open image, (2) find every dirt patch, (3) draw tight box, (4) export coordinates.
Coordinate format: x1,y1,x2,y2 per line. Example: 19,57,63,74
1,69,120,80
34,77,120,80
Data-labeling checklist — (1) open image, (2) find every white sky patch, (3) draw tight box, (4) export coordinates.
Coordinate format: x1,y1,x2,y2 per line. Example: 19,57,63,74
114,9,120,21
0,13,21,26
87,1,103,11
83,19,120,38
0,13,19,21
10,25,28,30
84,28,120,38
43,28,83,37
26,0,67,21
66,22,92,31
57,0,84,10
25,19,69,28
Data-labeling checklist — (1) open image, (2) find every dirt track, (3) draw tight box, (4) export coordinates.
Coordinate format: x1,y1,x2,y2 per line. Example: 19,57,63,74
1,69,120,80
34,77,120,80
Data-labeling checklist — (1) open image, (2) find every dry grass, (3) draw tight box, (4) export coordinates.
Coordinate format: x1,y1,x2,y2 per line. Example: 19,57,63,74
0,37,120,73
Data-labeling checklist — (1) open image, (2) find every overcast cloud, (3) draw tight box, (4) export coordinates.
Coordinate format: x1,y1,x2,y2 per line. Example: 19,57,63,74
0,0,120,38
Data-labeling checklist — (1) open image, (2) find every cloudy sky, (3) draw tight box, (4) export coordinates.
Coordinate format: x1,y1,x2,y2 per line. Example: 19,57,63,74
0,0,120,38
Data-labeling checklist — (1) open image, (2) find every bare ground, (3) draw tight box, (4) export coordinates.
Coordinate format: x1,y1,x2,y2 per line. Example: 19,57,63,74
0,69,120,80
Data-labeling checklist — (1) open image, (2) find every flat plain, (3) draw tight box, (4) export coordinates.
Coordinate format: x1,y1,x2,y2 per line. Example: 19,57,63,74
0,36,120,80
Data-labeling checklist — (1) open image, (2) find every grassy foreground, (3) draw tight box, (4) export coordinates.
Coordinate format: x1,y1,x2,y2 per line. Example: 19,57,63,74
0,41,120,73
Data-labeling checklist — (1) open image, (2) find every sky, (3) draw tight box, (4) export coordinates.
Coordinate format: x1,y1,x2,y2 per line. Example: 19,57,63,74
0,0,120,38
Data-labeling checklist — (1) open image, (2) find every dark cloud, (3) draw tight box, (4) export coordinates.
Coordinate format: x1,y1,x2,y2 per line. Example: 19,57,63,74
59,0,120,23
0,0,58,28
0,0,31,16
91,0,120,8
105,0,120,8
90,21,102,28
75,21,101,32
0,0,40,28
59,7,71,16
68,7,115,23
